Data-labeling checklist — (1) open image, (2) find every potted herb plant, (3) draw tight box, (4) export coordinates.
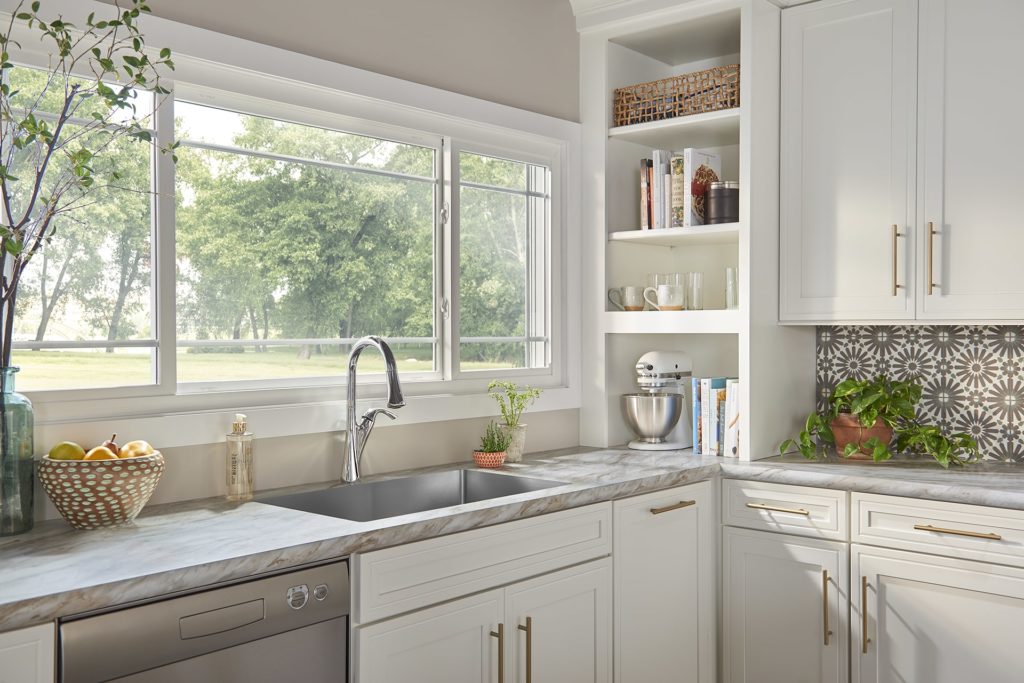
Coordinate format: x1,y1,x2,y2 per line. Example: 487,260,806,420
488,380,541,463
473,421,512,469
0,1,174,535
780,375,978,467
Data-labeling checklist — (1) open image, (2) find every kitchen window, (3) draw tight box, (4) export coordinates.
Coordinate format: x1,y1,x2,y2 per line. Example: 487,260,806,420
9,68,561,402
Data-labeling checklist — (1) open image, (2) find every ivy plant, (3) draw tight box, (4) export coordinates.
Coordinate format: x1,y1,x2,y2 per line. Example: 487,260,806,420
780,375,979,467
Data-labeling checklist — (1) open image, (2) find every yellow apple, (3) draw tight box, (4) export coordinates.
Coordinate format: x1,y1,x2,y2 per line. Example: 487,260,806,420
48,441,86,460
119,440,155,458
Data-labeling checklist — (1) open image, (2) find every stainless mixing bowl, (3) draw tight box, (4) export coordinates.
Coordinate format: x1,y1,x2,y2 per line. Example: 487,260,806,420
622,392,683,443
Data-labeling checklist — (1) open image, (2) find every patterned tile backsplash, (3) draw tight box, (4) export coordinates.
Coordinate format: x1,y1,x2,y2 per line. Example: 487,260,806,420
816,326,1024,461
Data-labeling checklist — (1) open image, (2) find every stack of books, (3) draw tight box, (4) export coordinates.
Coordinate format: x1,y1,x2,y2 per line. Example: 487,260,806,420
691,377,739,457
639,148,721,230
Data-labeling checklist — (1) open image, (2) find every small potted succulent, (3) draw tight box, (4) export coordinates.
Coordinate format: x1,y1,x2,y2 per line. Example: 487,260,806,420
488,381,541,463
780,375,979,467
473,421,512,469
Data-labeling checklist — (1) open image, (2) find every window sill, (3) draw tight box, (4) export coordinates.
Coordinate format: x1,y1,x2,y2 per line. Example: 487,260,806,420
32,385,581,451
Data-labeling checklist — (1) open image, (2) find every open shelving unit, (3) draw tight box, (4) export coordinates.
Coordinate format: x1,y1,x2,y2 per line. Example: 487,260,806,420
576,0,816,461
608,222,740,247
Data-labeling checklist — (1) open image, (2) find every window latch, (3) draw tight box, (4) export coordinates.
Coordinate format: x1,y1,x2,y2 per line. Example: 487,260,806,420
440,297,450,320
440,201,450,225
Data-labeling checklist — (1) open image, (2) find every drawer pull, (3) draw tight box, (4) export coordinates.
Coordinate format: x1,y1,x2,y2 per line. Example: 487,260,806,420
746,502,811,516
913,524,1002,541
650,500,696,515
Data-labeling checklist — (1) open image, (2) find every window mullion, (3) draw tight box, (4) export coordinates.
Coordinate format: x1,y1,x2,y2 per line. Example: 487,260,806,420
153,86,177,395
444,138,460,381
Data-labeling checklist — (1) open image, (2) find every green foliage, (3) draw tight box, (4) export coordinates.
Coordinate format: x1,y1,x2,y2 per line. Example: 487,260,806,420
0,0,173,365
780,375,979,467
488,380,541,428
478,421,512,453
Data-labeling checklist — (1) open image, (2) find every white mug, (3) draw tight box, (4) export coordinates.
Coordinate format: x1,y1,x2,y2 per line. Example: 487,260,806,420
643,284,684,311
609,286,645,311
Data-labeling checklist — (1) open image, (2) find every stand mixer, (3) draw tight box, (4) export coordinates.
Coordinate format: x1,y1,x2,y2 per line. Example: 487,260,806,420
621,351,693,451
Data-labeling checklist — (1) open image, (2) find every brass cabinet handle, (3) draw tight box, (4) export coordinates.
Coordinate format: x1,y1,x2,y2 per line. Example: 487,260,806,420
491,623,505,683
927,221,936,295
650,500,697,515
746,502,811,516
822,569,832,646
913,523,1002,541
891,224,904,296
518,617,533,683
861,576,870,654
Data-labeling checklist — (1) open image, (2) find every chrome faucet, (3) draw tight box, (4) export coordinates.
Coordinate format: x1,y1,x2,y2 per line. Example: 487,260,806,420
343,336,405,483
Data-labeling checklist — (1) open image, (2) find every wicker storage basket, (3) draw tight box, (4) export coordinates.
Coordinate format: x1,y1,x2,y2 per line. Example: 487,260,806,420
613,64,740,128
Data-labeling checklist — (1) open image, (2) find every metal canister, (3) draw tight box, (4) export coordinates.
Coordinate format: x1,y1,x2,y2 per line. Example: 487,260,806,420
706,181,739,224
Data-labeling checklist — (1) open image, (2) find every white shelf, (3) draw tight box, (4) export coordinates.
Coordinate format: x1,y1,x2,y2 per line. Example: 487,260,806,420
608,223,739,247
602,309,742,335
608,108,740,149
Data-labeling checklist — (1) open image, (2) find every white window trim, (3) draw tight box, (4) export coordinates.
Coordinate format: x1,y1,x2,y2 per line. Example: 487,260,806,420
2,0,581,449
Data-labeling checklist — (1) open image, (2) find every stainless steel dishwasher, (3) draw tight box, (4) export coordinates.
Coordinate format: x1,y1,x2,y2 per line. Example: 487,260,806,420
60,560,349,683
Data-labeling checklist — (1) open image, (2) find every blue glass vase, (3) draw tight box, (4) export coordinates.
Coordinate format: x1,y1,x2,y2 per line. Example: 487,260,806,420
0,367,34,536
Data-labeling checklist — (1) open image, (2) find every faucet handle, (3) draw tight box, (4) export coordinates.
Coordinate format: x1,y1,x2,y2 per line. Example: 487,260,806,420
358,407,397,431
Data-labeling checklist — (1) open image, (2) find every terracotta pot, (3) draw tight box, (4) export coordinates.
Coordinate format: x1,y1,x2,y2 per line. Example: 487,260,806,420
830,414,893,460
473,450,506,469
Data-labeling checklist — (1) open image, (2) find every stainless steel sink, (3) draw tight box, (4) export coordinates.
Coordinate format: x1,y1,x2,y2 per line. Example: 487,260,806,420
259,469,565,522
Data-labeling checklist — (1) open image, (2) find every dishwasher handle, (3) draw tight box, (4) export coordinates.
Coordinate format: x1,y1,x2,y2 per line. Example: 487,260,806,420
180,598,266,639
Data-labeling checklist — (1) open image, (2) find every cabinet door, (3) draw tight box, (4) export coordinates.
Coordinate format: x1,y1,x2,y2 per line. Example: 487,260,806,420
853,544,1024,683
614,481,715,683
504,559,611,683
0,624,54,683
780,0,918,321
354,589,503,683
723,527,849,683
917,0,1024,318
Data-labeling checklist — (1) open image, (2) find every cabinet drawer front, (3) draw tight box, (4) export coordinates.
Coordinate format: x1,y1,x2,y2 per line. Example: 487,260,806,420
354,503,612,624
852,493,1024,566
722,480,848,540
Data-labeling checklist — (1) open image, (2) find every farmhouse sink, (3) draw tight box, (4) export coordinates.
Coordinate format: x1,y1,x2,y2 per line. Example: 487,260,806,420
259,469,565,522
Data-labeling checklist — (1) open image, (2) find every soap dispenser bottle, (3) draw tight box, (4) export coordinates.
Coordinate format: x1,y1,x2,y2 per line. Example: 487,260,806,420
226,413,254,501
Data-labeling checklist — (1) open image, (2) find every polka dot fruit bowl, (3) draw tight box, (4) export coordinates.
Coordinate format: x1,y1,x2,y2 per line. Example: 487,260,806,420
37,451,165,530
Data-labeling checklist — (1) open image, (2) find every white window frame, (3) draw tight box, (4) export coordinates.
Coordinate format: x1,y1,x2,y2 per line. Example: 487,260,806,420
4,0,580,449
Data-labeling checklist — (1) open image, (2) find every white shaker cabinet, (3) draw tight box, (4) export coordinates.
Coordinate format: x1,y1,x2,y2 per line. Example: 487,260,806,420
354,560,611,683
916,0,1024,319
0,623,54,683
852,544,1024,683
505,559,611,683
613,481,715,683
779,0,918,322
354,589,505,683
723,527,849,683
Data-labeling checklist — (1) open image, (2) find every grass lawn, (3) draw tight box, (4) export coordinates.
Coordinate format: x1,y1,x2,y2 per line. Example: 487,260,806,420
11,349,516,391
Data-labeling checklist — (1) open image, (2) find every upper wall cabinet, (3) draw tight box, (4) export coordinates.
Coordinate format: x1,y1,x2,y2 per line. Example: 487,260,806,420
780,0,918,322
916,0,1024,319
781,0,1024,323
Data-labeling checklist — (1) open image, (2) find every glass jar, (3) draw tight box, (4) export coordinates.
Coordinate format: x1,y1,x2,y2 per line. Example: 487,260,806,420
0,367,34,536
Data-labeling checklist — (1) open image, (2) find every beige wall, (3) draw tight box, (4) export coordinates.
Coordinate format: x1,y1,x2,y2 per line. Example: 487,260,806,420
103,0,581,121
35,409,581,519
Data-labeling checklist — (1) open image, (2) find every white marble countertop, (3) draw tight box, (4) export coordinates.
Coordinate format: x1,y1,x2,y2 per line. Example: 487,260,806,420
0,448,720,631
4,446,1024,632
